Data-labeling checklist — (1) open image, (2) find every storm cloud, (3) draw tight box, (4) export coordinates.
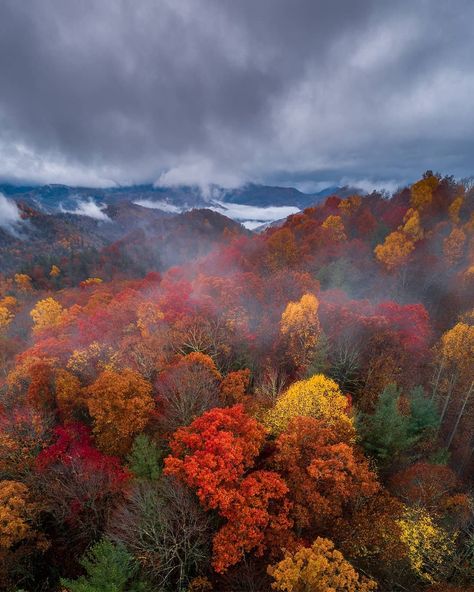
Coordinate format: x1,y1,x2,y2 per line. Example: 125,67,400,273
0,0,473,190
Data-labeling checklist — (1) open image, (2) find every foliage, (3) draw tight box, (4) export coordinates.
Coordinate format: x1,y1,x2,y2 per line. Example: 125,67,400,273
357,384,439,468
30,297,64,333
165,405,291,573
397,507,455,583
126,434,162,481
264,373,351,434
280,293,321,371
87,369,155,455
108,479,211,590
61,539,145,592
273,416,378,532
267,537,377,592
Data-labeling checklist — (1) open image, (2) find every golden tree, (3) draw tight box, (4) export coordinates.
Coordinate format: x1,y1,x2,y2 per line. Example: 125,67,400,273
30,297,64,333
0,480,42,549
433,322,474,448
443,227,466,265
280,293,321,370
322,215,347,241
267,537,377,592
410,174,439,210
374,231,415,272
397,507,455,583
86,369,155,455
263,374,351,434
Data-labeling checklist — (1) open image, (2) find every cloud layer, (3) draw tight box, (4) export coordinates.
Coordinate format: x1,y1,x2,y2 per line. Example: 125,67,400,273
0,1,473,190
60,199,111,221
0,193,21,231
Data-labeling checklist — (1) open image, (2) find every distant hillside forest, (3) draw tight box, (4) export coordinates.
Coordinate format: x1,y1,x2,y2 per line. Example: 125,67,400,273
0,171,473,592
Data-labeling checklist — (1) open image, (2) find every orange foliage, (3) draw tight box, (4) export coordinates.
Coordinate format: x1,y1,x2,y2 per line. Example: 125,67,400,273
86,369,155,455
220,368,251,404
272,416,379,532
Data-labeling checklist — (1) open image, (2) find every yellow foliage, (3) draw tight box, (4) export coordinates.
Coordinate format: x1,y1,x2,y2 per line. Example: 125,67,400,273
136,301,165,338
402,209,423,241
439,322,474,379
338,195,362,215
0,307,13,333
80,277,103,287
0,481,42,549
443,227,466,265
267,537,377,592
49,265,61,278
55,369,84,420
322,215,347,241
30,297,64,333
410,175,439,210
67,341,118,379
280,293,321,369
14,273,32,293
374,230,415,272
263,373,352,434
0,296,17,311
397,507,455,583
449,196,464,224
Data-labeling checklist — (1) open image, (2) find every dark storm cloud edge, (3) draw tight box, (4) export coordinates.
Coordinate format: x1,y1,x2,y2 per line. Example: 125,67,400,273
0,0,473,191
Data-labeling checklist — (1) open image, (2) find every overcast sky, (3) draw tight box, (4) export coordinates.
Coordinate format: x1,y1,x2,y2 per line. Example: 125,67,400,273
0,0,473,192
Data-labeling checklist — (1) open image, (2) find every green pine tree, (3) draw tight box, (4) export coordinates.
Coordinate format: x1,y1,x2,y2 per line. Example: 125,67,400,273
126,434,162,481
61,539,146,592
357,384,411,467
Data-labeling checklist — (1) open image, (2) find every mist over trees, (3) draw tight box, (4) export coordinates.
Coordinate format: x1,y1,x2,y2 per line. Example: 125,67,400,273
1,172,474,591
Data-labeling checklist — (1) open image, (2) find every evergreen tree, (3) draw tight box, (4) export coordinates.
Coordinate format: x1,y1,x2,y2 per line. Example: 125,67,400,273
126,434,163,481
61,539,146,592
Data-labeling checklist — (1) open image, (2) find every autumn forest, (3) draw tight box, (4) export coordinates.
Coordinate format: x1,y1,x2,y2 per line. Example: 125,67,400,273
1,172,474,592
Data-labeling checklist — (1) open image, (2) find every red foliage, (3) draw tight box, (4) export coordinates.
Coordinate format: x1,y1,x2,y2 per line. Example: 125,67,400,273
165,405,292,572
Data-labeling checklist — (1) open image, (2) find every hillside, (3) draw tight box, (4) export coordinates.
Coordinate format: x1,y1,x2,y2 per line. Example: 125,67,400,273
0,172,473,592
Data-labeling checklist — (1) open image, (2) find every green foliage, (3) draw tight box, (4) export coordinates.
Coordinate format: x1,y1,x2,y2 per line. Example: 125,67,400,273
316,258,351,290
357,384,440,468
61,539,146,592
407,385,440,439
428,447,450,465
357,384,409,466
305,331,330,377
126,434,163,481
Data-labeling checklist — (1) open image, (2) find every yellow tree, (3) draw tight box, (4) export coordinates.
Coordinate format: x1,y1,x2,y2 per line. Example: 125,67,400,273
14,274,32,294
30,297,64,333
280,293,321,371
0,307,13,335
266,228,299,272
433,322,474,449
397,507,455,583
267,537,377,592
443,227,466,265
449,195,464,224
86,369,155,455
338,195,362,216
374,231,415,273
54,369,84,420
410,174,439,211
0,480,43,549
263,374,351,434
321,215,347,241
401,209,423,241
49,265,61,278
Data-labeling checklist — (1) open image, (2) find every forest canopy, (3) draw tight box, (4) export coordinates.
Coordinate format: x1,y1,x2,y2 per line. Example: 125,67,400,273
0,172,474,591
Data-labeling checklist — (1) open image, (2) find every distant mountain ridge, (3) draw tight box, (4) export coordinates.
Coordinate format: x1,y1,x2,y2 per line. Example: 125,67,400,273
0,182,363,215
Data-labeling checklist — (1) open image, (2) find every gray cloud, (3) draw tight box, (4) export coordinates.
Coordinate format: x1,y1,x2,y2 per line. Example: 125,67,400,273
0,192,21,232
0,0,473,190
